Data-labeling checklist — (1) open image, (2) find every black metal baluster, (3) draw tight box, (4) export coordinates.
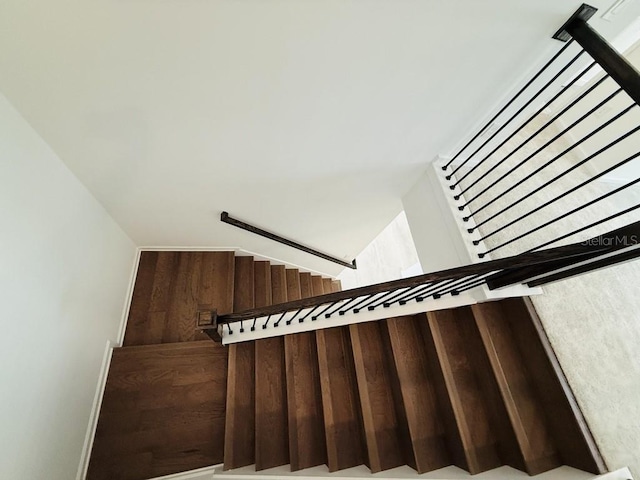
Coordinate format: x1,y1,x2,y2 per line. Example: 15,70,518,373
262,315,272,329
312,302,339,321
366,287,416,311
469,115,640,232
385,284,434,306
286,308,304,325
448,49,587,181
483,178,640,256
273,311,288,327
443,40,575,171
528,204,640,252
397,280,456,304
453,274,495,294
299,305,322,322
424,275,482,299
461,87,624,214
476,139,640,242
323,296,359,318
451,60,598,190
455,74,609,198
353,292,397,313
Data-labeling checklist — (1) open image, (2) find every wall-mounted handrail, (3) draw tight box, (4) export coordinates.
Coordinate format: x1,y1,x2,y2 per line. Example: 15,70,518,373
220,211,357,269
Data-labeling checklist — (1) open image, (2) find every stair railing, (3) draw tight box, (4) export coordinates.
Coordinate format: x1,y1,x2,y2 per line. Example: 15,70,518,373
197,220,640,344
440,4,640,262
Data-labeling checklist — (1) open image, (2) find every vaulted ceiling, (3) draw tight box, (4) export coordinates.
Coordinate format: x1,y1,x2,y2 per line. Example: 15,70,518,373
1,0,637,274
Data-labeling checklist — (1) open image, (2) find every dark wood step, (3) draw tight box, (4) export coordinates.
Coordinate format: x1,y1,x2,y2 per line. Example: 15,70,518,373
322,277,333,295
299,272,312,298
224,256,255,470
422,308,501,474
385,315,450,473
284,269,326,471
316,326,366,471
254,261,289,470
124,251,234,346
87,341,228,480
498,298,606,474
349,321,406,473
310,275,325,296
472,301,561,475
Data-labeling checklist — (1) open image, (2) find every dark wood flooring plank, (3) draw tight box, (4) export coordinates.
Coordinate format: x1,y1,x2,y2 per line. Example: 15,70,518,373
316,326,366,471
163,252,203,343
472,301,561,475
199,251,235,316
87,341,227,480
423,309,501,474
285,269,326,471
255,260,289,470
502,298,606,474
349,321,405,473
125,251,235,346
385,315,450,473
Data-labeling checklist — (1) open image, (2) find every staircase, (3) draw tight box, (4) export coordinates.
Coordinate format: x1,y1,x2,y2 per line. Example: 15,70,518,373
88,251,604,480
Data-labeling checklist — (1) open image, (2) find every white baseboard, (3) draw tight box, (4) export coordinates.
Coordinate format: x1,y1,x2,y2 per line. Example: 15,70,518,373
138,246,336,278
150,465,220,479
75,340,116,480
210,465,633,480
116,248,142,346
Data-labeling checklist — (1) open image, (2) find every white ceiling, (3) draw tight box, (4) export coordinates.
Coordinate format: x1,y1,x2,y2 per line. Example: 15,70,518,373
1,0,638,274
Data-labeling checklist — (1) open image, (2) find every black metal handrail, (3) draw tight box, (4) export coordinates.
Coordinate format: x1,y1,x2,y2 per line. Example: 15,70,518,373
220,211,357,270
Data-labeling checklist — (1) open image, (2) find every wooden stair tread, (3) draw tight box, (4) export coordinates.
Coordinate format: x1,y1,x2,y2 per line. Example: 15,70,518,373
255,261,289,470
285,269,326,471
423,308,501,474
349,321,405,473
385,315,450,473
316,326,366,471
472,301,561,475
224,256,255,470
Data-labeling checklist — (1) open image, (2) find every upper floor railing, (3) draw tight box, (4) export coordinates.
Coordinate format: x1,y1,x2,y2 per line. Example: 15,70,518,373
441,4,640,262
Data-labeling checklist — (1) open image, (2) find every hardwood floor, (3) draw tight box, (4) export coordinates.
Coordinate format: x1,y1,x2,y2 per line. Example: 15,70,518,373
124,251,234,346
87,341,227,480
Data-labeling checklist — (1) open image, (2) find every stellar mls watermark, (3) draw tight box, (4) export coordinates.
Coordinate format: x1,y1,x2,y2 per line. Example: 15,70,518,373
581,235,639,247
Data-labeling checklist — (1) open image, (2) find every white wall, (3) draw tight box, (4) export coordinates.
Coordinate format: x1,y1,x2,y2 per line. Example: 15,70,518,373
402,163,473,273
0,93,136,479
